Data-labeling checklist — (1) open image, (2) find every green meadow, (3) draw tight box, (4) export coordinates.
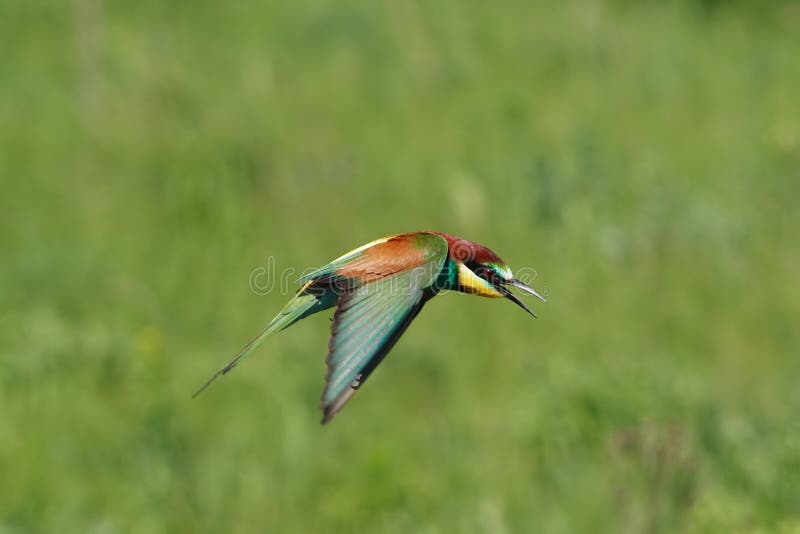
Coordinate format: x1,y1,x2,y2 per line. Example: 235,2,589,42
2,1,799,532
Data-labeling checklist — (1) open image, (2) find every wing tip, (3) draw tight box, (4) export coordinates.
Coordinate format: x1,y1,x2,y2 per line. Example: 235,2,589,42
319,383,358,425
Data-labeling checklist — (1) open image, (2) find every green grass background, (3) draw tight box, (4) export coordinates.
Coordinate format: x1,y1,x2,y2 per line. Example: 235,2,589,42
2,1,799,532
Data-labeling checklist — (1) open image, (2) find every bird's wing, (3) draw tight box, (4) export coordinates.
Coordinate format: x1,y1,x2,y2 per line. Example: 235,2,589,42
299,232,447,285
320,235,448,424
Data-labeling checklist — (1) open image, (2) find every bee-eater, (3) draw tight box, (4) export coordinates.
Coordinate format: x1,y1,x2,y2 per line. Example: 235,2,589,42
193,231,545,424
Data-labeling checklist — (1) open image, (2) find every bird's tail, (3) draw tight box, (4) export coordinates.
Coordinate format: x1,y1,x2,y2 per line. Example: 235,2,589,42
192,282,336,398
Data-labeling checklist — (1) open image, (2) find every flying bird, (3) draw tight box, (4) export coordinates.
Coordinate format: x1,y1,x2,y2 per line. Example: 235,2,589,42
193,231,545,424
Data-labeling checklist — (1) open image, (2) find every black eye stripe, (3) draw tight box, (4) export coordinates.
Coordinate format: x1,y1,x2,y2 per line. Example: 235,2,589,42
468,263,500,283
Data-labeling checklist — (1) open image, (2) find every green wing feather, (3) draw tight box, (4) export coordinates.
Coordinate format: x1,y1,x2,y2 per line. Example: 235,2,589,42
320,241,447,423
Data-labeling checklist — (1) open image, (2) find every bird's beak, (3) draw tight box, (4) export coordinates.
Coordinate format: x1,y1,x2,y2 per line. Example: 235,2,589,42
507,278,547,302
497,285,537,317
495,278,546,318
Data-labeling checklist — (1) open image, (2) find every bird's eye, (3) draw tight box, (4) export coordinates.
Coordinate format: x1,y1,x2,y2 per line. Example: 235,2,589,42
475,265,495,282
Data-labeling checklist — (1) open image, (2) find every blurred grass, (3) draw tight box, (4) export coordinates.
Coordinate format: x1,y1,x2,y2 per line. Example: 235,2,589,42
2,0,800,532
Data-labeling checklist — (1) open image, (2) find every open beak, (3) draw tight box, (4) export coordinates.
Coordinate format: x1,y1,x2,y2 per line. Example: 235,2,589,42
495,278,546,318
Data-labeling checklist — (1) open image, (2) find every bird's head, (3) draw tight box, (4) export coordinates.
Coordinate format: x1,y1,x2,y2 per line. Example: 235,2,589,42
434,233,546,317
